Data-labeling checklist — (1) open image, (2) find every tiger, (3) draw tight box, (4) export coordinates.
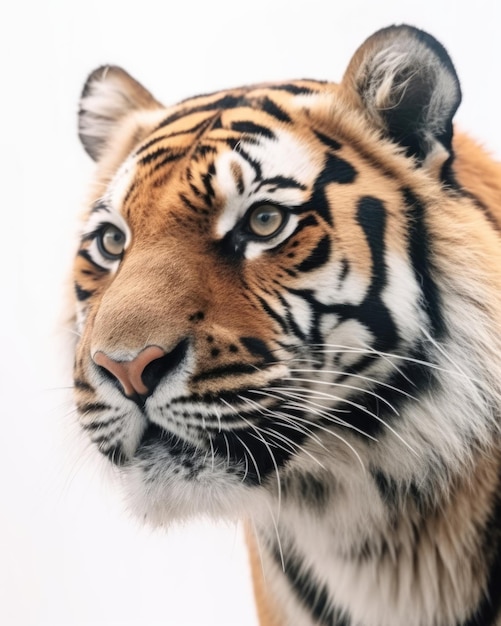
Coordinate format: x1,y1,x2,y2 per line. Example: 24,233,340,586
72,24,501,626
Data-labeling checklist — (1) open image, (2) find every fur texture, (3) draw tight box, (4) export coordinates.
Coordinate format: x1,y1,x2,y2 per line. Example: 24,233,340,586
73,25,501,626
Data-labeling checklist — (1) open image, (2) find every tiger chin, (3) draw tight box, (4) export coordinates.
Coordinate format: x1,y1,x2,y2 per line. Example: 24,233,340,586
72,24,501,626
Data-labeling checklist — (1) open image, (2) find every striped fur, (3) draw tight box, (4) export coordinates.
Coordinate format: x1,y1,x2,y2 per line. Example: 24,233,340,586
73,25,501,625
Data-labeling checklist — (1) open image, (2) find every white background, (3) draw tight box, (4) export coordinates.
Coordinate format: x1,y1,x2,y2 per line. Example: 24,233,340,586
2,1,501,625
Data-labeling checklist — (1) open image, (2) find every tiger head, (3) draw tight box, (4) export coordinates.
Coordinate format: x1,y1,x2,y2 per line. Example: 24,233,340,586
73,25,501,526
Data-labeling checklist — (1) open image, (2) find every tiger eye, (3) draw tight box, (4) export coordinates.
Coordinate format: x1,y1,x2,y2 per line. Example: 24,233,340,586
98,224,126,259
248,204,286,238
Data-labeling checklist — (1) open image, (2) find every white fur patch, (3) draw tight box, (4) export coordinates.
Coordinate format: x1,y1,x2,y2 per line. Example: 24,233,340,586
215,129,321,246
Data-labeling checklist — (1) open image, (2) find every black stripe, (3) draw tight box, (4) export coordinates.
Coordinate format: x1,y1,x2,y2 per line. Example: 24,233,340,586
256,175,307,192
74,378,95,392
77,249,108,272
179,192,208,215
90,201,110,214
268,83,320,96
151,149,189,171
355,196,399,353
135,119,213,156
285,285,429,438
191,363,262,383
301,153,357,226
324,153,358,184
138,415,301,486
101,445,128,466
276,291,309,341
404,189,445,336
201,162,216,205
271,543,351,625
290,213,319,232
75,283,93,301
123,180,138,208
256,294,289,334
371,469,399,506
239,337,274,361
236,146,262,180
371,468,432,516
260,96,292,124
156,94,247,131
217,408,307,484
314,130,342,152
339,258,349,283
81,414,125,431
170,387,279,407
193,143,218,159
459,188,500,232
295,235,331,272
281,471,331,510
337,348,435,438
135,134,170,155
231,120,275,139
77,402,112,414
460,470,501,625
356,196,387,292
139,147,188,167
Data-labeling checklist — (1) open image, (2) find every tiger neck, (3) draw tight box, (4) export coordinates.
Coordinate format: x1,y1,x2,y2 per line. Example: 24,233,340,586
253,321,501,626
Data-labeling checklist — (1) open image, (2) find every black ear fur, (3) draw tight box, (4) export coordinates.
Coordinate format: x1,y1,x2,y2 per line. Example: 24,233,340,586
344,25,462,161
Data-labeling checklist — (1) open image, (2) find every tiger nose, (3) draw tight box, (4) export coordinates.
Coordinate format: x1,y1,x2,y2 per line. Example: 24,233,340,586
93,345,168,397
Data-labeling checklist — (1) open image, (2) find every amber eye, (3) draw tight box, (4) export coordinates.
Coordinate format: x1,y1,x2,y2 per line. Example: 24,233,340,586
247,204,286,238
97,224,126,259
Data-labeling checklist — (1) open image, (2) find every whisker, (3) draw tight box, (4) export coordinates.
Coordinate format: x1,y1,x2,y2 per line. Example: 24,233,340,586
254,388,357,446
264,426,328,472
207,431,216,472
235,395,327,468
264,499,285,573
243,389,367,473
283,396,378,443
419,326,474,381
283,376,401,416
250,388,360,435
237,401,283,521
288,368,417,402
234,433,261,484
220,398,262,483
314,342,484,386
222,432,232,468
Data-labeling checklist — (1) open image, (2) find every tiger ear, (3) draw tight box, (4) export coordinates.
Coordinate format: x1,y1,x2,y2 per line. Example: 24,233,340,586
78,66,163,161
343,25,461,162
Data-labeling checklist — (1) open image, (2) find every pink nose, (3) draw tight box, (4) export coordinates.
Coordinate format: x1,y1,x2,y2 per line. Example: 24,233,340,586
93,346,167,397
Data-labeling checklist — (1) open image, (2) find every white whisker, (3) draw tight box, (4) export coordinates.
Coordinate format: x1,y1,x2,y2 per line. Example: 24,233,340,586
284,376,401,416
288,368,417,402
237,399,283,521
264,426,328,472
264,499,285,574
244,389,367,473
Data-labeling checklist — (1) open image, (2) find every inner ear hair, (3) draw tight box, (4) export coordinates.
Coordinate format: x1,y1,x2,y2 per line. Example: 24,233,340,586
343,25,462,161
78,65,162,161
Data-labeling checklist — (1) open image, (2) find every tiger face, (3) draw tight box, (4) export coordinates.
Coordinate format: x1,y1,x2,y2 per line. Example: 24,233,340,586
73,26,479,527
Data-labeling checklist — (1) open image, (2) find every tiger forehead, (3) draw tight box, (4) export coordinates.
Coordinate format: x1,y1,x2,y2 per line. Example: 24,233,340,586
105,79,415,243
107,93,329,229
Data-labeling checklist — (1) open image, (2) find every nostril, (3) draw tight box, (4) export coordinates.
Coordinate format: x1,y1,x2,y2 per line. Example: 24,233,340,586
93,341,188,399
93,345,165,397
141,339,188,393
